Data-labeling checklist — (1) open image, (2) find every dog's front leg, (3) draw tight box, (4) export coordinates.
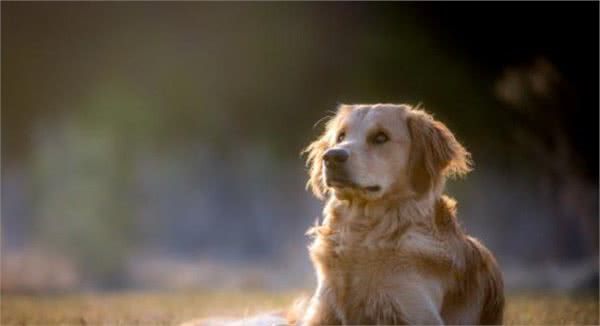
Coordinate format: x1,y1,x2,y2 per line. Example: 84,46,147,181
299,284,341,326
391,274,445,325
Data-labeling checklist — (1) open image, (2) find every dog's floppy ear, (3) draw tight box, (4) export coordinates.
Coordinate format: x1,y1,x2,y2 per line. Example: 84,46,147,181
303,131,329,199
406,108,472,196
302,106,350,199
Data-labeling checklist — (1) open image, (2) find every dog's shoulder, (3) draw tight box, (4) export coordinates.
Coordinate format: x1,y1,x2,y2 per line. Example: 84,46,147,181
433,195,462,234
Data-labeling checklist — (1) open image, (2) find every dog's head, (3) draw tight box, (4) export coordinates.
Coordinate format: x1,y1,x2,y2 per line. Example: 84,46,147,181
304,104,471,201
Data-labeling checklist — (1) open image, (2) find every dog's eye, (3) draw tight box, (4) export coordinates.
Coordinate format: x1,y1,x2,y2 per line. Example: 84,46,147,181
370,132,389,145
336,132,345,143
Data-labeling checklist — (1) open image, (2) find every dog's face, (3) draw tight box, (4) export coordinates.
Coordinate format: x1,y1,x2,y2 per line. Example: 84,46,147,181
304,104,472,201
317,104,413,201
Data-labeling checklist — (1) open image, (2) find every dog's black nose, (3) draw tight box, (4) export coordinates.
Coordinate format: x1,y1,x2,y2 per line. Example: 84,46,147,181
323,148,349,165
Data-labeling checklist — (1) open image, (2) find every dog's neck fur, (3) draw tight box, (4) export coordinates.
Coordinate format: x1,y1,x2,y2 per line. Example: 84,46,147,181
309,181,447,252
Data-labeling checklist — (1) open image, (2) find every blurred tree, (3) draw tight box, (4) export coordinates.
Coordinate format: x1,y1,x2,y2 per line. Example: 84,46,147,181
30,83,150,288
495,58,598,261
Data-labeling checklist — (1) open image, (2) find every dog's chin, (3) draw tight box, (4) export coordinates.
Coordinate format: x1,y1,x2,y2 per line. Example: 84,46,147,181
326,180,383,201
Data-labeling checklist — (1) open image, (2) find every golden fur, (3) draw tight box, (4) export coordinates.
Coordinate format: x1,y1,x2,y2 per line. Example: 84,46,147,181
298,104,504,325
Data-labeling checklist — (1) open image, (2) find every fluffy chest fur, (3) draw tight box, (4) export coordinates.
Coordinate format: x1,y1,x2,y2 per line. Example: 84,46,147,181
306,197,458,324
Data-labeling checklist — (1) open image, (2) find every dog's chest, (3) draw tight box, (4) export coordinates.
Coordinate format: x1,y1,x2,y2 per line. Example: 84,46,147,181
310,227,450,324
319,247,408,323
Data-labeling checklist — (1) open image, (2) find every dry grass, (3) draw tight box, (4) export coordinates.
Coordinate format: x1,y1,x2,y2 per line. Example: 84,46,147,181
1,291,598,325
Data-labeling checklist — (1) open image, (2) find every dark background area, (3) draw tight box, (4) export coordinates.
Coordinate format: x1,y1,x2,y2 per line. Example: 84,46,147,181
2,2,598,294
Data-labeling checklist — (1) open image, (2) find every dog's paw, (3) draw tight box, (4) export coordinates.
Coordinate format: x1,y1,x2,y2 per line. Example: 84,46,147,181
180,313,288,326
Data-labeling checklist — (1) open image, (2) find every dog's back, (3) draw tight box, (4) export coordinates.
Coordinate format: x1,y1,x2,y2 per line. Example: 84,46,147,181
435,196,505,325
469,237,505,325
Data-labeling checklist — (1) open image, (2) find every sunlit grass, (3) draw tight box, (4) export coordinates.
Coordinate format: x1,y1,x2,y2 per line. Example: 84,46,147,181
504,293,598,325
2,291,598,325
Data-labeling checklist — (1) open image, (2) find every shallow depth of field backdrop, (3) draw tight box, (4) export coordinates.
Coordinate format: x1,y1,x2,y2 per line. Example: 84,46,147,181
1,2,598,323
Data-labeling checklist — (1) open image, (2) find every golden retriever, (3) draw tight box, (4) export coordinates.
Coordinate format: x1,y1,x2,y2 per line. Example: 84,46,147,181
182,103,504,326
298,103,504,325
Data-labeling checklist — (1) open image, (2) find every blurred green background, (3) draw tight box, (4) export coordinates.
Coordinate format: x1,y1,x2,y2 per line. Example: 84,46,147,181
2,2,598,294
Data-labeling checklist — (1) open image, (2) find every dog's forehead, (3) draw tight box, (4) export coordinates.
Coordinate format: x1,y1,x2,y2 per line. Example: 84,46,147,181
342,104,409,133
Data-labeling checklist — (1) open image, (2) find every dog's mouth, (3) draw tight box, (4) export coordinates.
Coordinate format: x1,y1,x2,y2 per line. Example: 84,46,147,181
326,178,381,192
363,185,381,192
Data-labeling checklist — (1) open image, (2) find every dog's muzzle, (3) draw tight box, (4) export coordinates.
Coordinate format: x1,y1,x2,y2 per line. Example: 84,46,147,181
323,148,349,167
322,148,353,187
322,148,381,192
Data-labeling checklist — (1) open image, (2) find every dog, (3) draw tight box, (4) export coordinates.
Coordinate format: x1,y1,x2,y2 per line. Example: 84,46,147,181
181,103,504,326
298,103,504,325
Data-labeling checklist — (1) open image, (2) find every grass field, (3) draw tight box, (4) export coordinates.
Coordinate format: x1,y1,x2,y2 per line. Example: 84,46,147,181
2,291,598,325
